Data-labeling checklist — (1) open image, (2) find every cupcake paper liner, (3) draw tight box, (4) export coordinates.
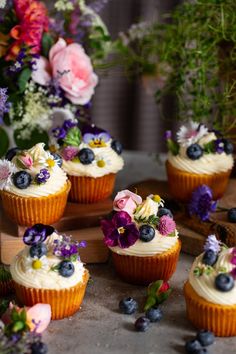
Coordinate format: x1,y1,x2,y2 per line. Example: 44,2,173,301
0,181,71,226
166,161,231,202
184,281,236,337
13,270,89,320
111,240,181,285
68,173,116,203
0,279,14,297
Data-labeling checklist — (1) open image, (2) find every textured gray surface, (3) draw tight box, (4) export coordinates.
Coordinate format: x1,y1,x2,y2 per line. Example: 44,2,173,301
44,253,236,354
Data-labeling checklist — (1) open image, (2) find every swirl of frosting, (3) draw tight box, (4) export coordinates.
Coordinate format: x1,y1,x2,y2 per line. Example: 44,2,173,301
189,248,236,305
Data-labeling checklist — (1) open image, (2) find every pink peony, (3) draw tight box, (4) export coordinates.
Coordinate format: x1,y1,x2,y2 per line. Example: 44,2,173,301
113,190,142,216
32,38,98,105
61,146,79,161
158,215,176,236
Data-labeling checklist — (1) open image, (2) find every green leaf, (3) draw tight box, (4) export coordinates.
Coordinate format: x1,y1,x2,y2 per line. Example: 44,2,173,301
11,308,19,322
0,299,11,317
12,321,25,333
14,128,49,150
203,141,215,154
156,288,172,304
0,127,9,157
144,296,156,311
19,309,27,322
167,139,179,156
147,280,163,296
18,68,31,93
64,127,82,147
42,32,54,57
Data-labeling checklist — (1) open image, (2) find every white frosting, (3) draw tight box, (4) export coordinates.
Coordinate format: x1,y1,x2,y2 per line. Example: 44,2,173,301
168,152,233,175
10,233,86,290
189,248,236,305
62,140,124,178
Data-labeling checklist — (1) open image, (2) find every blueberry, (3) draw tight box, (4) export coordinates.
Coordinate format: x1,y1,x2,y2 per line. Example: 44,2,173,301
186,144,203,160
58,260,75,277
215,273,234,292
139,224,155,242
29,243,47,259
31,342,48,354
196,329,215,347
228,208,236,223
185,339,202,353
50,153,63,167
78,148,95,164
202,250,218,266
111,140,123,155
145,306,163,322
157,208,173,219
222,139,234,155
12,171,32,189
134,316,150,332
119,297,138,314
5,147,20,161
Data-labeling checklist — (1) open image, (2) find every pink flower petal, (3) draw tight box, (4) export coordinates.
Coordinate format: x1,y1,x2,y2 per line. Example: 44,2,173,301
49,38,67,62
26,303,51,333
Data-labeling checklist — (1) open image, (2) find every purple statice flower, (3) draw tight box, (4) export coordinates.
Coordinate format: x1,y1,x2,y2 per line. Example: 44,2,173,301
203,234,221,253
164,130,172,140
214,138,224,154
0,88,11,121
35,169,50,184
52,127,67,139
188,185,218,221
61,146,78,161
23,224,55,245
53,235,86,259
101,211,139,249
158,215,176,236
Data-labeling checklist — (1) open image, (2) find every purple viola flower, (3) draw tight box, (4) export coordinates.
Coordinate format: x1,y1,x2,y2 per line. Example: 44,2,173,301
164,130,172,140
188,185,217,221
101,211,139,249
61,146,79,161
203,234,221,253
35,169,50,184
63,119,77,131
23,224,55,245
214,139,224,154
52,127,67,139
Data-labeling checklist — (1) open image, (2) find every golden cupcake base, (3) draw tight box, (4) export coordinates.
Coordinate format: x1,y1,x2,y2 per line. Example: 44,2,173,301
166,161,231,202
0,181,71,226
13,270,90,320
111,240,181,285
68,173,116,203
184,281,236,336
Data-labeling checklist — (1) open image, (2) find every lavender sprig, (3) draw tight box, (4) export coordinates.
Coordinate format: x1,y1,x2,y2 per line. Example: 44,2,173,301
53,235,86,261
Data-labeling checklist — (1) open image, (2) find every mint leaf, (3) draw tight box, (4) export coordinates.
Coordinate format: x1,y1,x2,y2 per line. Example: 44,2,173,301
18,68,31,93
64,127,82,147
203,141,215,154
167,139,179,156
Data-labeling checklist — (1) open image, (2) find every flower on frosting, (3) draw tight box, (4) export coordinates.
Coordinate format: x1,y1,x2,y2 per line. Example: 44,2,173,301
203,234,221,253
101,211,140,249
16,153,33,169
0,159,16,190
38,150,56,169
82,124,111,148
134,195,161,221
177,121,208,147
61,146,79,161
23,224,55,245
27,255,49,272
158,215,176,236
214,138,225,154
35,168,50,184
188,185,217,221
96,155,111,168
113,190,142,217
53,234,86,260
52,126,67,140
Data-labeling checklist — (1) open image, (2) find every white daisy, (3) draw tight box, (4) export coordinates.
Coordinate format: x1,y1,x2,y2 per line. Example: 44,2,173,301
24,255,49,273
0,159,16,190
38,150,57,170
95,154,111,168
177,121,208,147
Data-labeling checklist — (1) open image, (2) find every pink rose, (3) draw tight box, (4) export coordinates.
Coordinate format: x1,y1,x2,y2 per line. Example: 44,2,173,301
113,190,142,216
17,153,33,169
32,38,98,105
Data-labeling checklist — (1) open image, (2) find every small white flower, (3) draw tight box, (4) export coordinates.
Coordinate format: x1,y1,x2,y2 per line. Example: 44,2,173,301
25,255,49,273
0,160,16,190
95,155,111,168
177,121,208,147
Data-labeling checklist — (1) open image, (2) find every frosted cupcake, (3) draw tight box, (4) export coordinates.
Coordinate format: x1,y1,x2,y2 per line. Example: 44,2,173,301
165,121,234,202
50,120,124,203
0,143,70,226
101,190,181,285
10,224,89,320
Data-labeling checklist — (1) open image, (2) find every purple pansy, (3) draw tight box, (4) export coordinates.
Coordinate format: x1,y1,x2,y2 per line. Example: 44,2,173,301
52,126,67,139
164,130,172,140
188,185,217,221
214,139,224,154
23,224,55,245
35,169,50,184
83,132,110,146
203,234,221,253
101,211,139,249
62,119,77,131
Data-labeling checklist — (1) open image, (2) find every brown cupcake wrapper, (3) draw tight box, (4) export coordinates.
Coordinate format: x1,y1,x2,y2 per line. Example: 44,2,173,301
184,281,236,336
0,181,71,226
111,240,181,285
166,161,231,202
13,270,89,320
68,173,116,203
0,279,14,297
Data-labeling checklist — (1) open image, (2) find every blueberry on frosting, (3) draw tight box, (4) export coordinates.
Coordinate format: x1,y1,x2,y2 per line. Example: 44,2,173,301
215,273,234,292
186,144,203,160
12,171,32,189
139,224,155,242
78,148,95,164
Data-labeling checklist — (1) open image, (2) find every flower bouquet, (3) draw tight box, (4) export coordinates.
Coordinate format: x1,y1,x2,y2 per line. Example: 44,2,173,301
0,0,112,157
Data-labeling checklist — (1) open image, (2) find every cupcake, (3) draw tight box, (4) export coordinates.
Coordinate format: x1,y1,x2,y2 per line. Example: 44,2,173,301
0,264,14,297
165,121,234,202
10,224,89,320
101,190,181,285
0,143,70,226
50,120,124,203
184,234,236,336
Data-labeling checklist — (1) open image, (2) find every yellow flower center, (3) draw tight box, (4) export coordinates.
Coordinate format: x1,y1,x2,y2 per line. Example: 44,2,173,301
153,194,161,203
97,160,106,168
118,227,125,234
89,139,107,148
32,260,42,270
46,158,55,167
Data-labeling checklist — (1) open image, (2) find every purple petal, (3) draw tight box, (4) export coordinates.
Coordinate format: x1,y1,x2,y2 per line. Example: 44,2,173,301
100,219,114,237
104,229,119,247
117,223,139,249
112,211,132,228
98,132,110,142
83,133,95,144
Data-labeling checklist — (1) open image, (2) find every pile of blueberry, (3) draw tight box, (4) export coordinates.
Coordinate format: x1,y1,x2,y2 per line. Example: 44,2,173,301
119,297,163,332
185,329,215,354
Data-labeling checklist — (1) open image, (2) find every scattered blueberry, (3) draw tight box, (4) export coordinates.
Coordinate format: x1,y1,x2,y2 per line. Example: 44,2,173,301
111,140,123,155
5,147,20,161
139,224,155,242
186,144,203,160
12,171,32,189
215,273,234,292
228,208,236,223
222,138,234,155
196,329,215,347
145,307,163,322
157,208,173,219
78,148,95,164
119,297,138,315
51,153,63,167
29,243,47,259
31,342,48,354
185,339,202,353
202,250,218,266
58,260,75,277
134,316,150,332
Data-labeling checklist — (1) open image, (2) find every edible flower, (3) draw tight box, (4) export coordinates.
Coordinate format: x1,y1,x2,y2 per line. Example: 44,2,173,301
188,185,217,221
53,235,86,261
0,160,16,190
23,224,55,245
144,280,172,311
158,215,176,236
177,121,208,147
113,190,142,217
203,234,221,253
